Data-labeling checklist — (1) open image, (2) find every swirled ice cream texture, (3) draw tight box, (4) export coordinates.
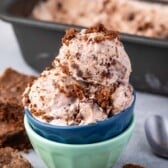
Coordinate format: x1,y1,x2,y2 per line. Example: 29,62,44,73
23,25,134,126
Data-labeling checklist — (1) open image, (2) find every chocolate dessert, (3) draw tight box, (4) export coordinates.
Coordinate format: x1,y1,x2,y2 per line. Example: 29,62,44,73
23,24,133,126
123,163,144,168
0,68,35,151
0,147,32,168
32,0,168,39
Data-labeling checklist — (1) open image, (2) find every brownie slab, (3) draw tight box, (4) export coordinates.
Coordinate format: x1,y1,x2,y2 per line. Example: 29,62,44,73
123,164,144,168
0,147,32,168
0,68,36,151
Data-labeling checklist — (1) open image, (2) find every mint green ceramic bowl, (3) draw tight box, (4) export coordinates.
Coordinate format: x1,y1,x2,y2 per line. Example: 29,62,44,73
24,115,135,168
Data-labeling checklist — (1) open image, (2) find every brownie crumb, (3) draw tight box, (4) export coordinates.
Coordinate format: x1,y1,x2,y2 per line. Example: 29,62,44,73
95,86,111,109
57,84,72,97
45,66,51,71
62,28,77,45
42,115,54,122
123,163,145,168
31,109,45,117
85,23,107,34
62,24,118,45
85,24,119,42
60,64,70,75
94,35,105,43
95,83,118,110
73,84,85,100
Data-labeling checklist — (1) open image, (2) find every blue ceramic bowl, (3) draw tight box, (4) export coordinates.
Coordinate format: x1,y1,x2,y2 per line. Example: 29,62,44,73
25,93,135,144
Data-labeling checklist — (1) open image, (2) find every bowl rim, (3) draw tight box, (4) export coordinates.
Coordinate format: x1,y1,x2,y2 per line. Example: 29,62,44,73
24,92,136,130
24,114,135,148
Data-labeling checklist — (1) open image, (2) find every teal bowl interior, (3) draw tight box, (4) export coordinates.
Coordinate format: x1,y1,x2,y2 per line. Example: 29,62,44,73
24,115,135,168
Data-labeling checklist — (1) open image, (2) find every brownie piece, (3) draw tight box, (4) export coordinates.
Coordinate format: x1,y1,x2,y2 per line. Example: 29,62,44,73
0,68,36,151
0,147,32,168
123,163,145,168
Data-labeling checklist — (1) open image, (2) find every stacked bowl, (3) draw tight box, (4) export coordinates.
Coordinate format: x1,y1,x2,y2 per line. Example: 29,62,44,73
24,24,136,168
24,95,135,168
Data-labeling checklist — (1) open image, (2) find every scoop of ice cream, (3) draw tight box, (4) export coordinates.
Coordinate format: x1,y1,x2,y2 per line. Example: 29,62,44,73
53,24,132,86
23,24,134,126
23,68,133,126
23,68,108,126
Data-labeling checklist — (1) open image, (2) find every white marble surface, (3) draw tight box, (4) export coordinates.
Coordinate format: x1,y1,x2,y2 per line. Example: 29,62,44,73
0,20,168,168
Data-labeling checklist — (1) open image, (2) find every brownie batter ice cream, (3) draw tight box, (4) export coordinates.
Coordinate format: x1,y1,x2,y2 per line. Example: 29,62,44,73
23,24,134,126
54,27,131,86
32,0,168,39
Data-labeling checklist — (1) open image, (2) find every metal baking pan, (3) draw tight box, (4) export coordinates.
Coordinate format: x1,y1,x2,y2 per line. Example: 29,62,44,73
0,0,168,96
